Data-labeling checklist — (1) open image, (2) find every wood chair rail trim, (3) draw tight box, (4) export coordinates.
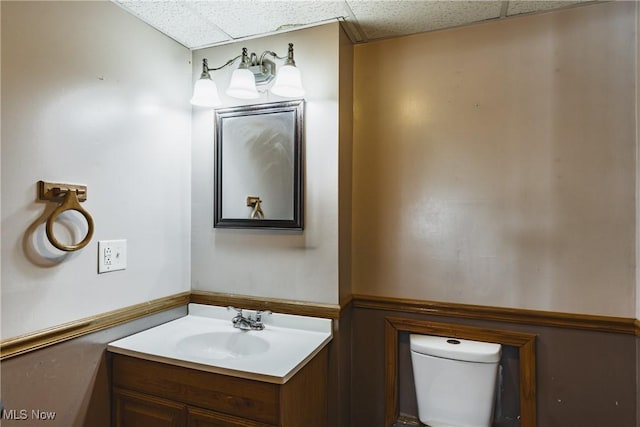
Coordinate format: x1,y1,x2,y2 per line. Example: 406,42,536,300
2,291,635,360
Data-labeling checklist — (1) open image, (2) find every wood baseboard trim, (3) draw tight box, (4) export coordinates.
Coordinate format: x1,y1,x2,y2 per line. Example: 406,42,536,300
353,294,637,335
190,290,343,319
0,292,190,360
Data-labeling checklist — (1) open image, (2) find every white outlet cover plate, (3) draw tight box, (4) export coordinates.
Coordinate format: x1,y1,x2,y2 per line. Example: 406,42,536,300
98,239,127,273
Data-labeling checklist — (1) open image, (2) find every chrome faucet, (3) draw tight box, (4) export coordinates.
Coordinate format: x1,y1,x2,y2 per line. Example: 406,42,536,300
228,307,272,331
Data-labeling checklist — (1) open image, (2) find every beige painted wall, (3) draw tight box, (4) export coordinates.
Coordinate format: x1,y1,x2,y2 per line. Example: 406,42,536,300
636,0,640,323
338,26,354,305
191,23,344,305
352,1,636,317
1,1,192,339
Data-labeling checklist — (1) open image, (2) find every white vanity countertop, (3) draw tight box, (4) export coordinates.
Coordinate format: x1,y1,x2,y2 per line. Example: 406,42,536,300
107,303,333,384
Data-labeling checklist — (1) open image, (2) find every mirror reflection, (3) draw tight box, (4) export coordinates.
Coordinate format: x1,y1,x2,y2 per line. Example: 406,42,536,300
214,101,304,229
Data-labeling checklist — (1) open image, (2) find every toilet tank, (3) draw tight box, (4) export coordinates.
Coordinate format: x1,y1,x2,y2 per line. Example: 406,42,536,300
410,334,501,427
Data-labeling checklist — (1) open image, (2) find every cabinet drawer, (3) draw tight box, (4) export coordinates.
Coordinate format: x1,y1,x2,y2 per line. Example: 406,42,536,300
113,387,186,427
112,354,279,425
188,406,276,427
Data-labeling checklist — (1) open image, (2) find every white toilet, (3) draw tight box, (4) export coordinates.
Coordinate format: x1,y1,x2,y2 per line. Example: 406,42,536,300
410,334,502,427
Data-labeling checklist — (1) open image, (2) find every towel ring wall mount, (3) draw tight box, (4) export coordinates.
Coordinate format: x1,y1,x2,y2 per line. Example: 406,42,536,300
38,181,95,252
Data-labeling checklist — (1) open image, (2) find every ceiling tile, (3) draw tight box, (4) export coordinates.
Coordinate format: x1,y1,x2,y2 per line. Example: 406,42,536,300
506,1,591,16
115,0,231,48
188,0,352,40
113,0,599,49
346,0,503,40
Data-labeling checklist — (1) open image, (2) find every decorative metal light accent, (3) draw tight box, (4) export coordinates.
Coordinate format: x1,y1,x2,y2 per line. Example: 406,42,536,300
191,43,304,108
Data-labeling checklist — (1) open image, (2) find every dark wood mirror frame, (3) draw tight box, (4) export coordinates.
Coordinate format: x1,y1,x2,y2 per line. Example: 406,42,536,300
384,316,537,427
214,100,304,230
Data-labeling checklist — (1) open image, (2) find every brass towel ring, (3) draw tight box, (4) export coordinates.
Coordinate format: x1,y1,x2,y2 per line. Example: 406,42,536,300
41,184,95,252
247,196,265,219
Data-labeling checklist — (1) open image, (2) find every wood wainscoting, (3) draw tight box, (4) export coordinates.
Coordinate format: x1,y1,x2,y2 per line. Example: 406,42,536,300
384,316,537,427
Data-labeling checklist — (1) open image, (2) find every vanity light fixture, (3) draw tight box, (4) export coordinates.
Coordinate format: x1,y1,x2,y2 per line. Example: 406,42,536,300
190,43,305,108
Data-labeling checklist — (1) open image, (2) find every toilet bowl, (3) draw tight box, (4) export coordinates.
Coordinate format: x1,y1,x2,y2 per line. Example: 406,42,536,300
410,334,501,427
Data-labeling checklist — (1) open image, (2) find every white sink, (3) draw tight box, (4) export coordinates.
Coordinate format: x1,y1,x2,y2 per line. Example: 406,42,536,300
108,304,332,384
177,331,270,360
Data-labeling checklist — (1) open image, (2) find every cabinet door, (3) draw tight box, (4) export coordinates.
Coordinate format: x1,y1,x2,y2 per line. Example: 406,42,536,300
188,406,275,427
113,388,186,427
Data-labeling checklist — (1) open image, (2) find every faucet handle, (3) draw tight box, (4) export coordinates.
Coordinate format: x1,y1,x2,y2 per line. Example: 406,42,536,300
227,306,243,314
255,310,272,322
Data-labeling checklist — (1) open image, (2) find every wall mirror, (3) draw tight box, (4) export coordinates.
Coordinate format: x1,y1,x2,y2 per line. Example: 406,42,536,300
214,100,304,230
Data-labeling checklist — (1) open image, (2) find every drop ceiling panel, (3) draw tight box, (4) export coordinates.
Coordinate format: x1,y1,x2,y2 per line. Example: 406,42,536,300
346,0,503,40
189,1,352,39
507,0,589,16
113,0,597,49
117,0,231,47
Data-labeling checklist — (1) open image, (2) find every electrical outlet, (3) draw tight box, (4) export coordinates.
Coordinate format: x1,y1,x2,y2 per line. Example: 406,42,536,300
98,240,127,273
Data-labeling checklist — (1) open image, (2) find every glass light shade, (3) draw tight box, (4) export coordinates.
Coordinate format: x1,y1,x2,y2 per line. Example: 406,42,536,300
190,78,221,108
270,65,305,98
226,68,259,99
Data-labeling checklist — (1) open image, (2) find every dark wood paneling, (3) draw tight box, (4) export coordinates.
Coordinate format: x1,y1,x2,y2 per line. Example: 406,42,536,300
351,305,637,427
384,317,536,427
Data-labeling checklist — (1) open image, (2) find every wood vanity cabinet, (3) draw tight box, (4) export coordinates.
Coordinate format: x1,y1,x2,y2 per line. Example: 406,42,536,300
110,347,328,427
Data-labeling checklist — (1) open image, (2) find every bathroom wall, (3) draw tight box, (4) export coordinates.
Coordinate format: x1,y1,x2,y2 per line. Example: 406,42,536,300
352,0,636,318
191,23,347,305
1,1,192,340
636,4,640,423
1,1,192,424
351,2,638,425
2,1,637,425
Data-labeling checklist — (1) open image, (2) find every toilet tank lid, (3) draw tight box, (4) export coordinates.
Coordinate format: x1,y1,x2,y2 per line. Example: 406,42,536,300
410,334,501,363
